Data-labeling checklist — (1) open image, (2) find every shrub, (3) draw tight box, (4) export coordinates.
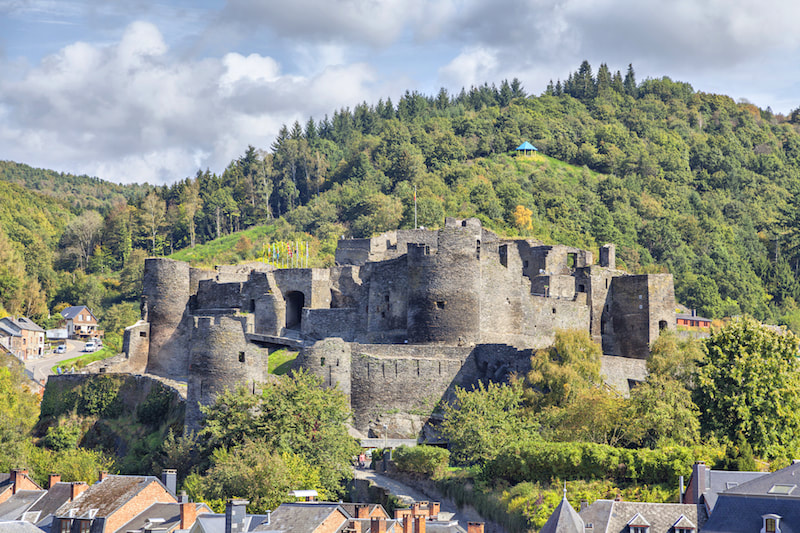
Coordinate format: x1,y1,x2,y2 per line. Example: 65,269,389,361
393,445,450,477
484,440,721,486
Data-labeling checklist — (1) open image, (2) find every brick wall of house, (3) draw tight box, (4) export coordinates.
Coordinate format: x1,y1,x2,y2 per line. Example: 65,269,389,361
316,509,349,533
105,481,176,533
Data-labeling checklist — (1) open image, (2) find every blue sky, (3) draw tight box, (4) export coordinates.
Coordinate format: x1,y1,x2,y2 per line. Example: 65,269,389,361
2,0,800,185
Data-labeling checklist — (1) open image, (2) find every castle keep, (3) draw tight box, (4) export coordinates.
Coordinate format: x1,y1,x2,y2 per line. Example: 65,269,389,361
123,218,675,437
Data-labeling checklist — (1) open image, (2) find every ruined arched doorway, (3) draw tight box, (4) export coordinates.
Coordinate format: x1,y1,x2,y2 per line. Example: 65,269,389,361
285,291,305,330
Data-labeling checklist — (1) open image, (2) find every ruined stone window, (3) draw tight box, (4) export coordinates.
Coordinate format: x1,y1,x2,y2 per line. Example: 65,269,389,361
567,253,576,268
381,312,386,318
578,284,586,292
552,308,556,314
239,352,245,363
436,301,446,310
523,260,529,269
605,278,609,289
499,244,508,267
250,299,255,312
476,240,481,259
659,320,668,330
139,331,147,338
320,357,326,366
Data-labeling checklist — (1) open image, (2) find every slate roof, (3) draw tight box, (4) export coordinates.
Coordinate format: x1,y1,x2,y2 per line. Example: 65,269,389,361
26,483,76,527
252,503,346,533
579,500,707,533
539,496,584,533
54,476,171,519
0,521,45,532
0,322,21,337
10,317,44,333
116,502,211,533
701,469,766,510
722,461,800,497
60,306,96,321
0,490,45,521
701,494,800,533
192,513,271,533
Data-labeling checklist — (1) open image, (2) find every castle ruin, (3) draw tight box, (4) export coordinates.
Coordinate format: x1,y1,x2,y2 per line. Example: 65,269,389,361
122,218,675,437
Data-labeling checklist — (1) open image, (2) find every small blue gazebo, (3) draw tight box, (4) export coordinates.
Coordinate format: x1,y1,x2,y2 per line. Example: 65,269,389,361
515,141,538,156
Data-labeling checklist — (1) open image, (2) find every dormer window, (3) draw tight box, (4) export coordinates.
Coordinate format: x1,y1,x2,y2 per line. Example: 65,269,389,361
762,514,781,533
627,513,650,533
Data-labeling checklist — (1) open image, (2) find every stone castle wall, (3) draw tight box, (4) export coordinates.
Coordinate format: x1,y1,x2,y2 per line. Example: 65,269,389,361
124,217,676,436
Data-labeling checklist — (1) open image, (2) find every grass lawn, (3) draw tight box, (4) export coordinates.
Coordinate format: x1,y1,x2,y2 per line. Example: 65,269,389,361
269,349,299,375
51,347,116,373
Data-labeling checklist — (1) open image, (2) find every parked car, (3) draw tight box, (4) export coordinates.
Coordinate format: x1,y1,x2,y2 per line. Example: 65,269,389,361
83,340,97,352
54,344,66,354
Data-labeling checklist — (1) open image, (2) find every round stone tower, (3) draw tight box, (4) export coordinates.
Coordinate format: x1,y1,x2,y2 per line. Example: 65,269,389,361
297,338,352,397
143,258,193,378
185,316,269,432
407,220,482,344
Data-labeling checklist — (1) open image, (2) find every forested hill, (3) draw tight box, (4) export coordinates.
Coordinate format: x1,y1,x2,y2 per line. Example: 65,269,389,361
3,61,800,329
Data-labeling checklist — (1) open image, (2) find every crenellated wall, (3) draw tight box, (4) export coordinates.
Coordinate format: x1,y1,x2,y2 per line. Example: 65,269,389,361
185,315,269,431
127,218,676,437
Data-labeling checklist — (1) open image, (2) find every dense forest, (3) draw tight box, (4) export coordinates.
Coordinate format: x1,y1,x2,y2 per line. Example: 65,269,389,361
3,61,800,332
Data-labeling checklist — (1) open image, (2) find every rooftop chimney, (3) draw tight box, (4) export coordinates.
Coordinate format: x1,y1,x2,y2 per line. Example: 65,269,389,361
691,461,707,504
10,469,24,494
225,499,248,533
98,471,109,482
49,473,61,489
179,490,189,504
430,502,440,519
370,517,386,533
413,516,426,533
180,502,197,530
355,504,370,519
580,500,588,512
467,523,485,533
70,482,88,501
161,469,177,496
401,515,413,533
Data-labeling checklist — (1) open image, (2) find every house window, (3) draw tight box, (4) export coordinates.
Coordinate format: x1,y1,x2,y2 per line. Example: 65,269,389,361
59,519,71,533
762,514,781,533
630,527,648,533
80,520,91,533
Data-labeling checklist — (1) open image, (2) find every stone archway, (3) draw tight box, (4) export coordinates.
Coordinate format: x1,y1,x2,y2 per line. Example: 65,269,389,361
285,291,305,330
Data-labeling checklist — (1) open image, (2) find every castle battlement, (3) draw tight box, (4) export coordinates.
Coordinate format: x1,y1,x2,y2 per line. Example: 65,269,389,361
123,219,673,437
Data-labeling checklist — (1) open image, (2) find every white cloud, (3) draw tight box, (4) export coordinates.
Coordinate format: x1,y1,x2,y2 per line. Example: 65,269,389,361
439,47,499,89
0,21,383,183
217,0,424,47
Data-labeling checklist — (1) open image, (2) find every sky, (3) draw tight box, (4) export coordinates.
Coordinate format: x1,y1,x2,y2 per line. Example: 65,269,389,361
2,0,800,185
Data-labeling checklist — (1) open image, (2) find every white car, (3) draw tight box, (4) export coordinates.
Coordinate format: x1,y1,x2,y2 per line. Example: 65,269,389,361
54,344,66,354
83,341,97,352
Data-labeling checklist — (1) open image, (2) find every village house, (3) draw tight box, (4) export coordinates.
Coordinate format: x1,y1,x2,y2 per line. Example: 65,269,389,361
51,473,178,533
0,317,45,360
0,471,211,533
701,461,800,533
60,306,100,340
676,309,711,329
540,490,706,533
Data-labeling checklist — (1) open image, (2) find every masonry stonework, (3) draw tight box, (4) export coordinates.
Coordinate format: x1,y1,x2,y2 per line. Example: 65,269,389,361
123,218,675,436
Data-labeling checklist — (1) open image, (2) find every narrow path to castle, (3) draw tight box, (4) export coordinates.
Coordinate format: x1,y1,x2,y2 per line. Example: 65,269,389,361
353,468,506,533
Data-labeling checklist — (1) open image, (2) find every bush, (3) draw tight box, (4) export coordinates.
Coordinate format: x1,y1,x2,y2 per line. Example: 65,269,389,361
43,423,81,451
484,440,722,486
137,386,173,427
393,445,450,477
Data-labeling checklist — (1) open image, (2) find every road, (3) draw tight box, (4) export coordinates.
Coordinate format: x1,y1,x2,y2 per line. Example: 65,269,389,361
353,468,505,532
24,339,87,383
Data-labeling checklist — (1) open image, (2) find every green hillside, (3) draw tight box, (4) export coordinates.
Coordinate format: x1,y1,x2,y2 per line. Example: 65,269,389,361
4,61,800,329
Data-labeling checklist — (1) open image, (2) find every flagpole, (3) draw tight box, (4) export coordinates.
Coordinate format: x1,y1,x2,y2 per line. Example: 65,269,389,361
414,185,417,229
